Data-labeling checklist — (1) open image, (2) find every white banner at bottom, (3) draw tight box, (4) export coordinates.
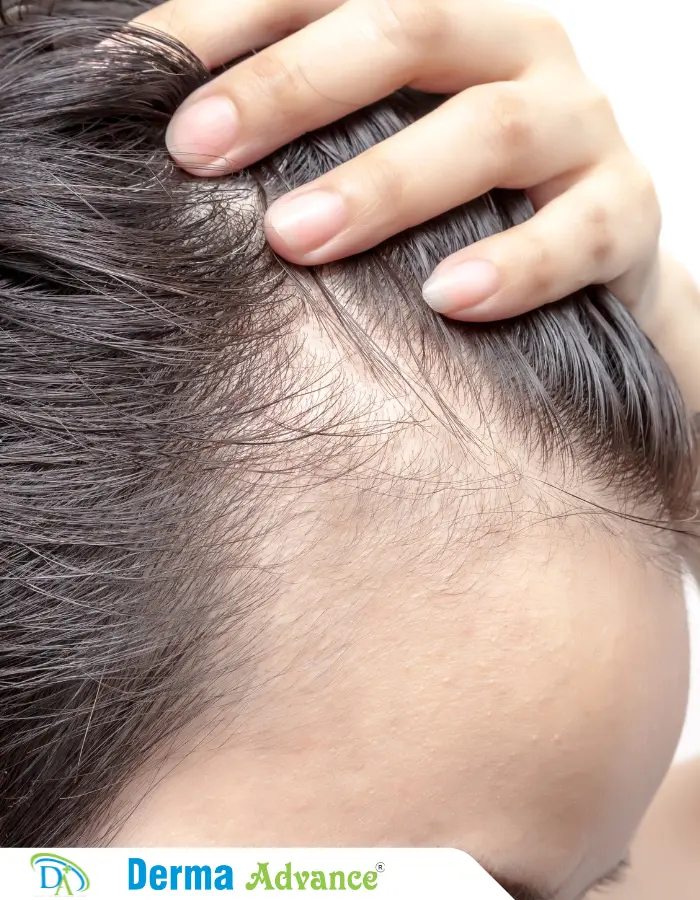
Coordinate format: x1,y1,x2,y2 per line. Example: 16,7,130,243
0,848,514,899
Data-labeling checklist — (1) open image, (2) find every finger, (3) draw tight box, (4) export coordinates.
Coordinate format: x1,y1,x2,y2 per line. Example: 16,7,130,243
419,164,660,321
164,0,570,175
263,80,604,264
134,0,341,68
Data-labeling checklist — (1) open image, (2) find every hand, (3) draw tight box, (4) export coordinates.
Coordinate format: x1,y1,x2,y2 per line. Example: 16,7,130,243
137,0,662,323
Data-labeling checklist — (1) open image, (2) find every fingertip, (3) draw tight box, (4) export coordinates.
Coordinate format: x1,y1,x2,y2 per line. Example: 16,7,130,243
166,96,240,176
264,189,348,261
422,259,502,317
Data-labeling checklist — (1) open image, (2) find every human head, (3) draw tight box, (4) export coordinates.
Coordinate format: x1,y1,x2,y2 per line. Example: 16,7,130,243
0,3,697,898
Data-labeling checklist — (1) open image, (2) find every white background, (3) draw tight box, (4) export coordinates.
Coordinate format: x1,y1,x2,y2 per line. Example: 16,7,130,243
523,0,700,761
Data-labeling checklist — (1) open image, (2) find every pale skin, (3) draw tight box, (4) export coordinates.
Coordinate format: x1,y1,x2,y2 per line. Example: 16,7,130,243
109,432,690,900
124,0,699,895
600,757,700,900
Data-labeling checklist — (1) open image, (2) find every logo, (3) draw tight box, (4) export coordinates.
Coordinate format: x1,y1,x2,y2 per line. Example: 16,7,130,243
30,853,90,896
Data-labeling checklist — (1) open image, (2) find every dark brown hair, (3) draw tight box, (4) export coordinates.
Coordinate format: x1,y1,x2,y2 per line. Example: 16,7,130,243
0,0,696,846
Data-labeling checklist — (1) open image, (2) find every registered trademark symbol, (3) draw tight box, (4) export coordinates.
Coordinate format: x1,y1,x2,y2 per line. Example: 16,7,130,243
375,862,385,873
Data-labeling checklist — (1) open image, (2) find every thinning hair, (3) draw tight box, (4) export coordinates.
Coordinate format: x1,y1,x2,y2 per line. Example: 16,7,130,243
0,0,696,846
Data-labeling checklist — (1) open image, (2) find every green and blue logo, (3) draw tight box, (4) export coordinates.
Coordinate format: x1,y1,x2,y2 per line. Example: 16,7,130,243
30,853,90,896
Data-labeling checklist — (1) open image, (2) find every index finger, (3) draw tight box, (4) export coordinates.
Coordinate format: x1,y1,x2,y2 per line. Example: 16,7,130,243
134,0,342,69
153,0,565,175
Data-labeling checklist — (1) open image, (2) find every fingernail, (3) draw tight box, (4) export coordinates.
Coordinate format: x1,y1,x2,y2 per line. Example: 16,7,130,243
265,190,347,255
422,260,501,314
166,96,239,173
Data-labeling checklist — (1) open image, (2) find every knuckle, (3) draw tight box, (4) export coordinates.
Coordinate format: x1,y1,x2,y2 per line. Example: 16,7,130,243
358,156,406,218
244,52,307,110
524,235,555,297
371,0,446,53
634,166,662,233
250,3,302,41
519,4,570,46
580,87,616,125
584,200,609,228
570,88,621,162
484,87,534,163
583,201,617,269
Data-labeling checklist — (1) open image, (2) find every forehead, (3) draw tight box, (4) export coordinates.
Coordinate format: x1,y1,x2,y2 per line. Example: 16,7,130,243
273,492,687,893
106,482,688,892
379,529,687,899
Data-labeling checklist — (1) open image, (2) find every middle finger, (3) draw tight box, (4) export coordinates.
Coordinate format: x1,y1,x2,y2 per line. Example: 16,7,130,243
263,80,605,264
